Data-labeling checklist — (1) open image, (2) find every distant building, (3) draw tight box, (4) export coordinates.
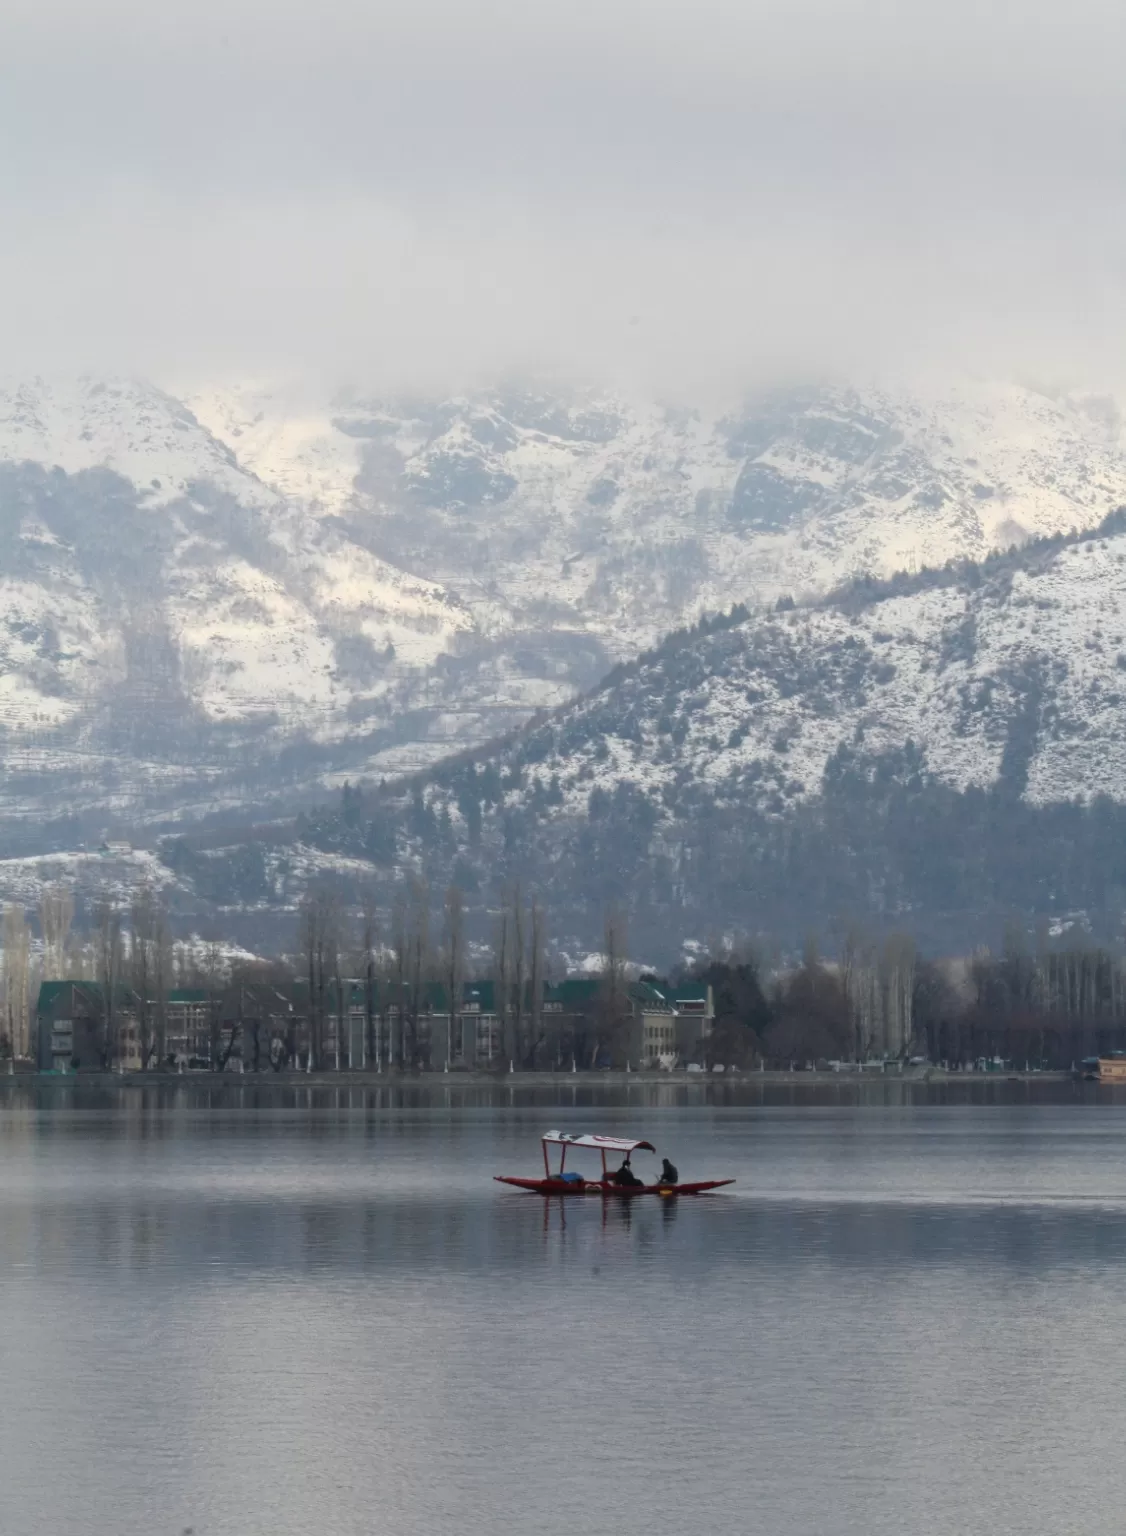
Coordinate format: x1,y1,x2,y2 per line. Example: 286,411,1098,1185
667,981,714,1062
541,976,714,1069
36,981,138,1071
37,982,219,1072
456,980,502,1064
34,972,714,1073
165,989,211,1064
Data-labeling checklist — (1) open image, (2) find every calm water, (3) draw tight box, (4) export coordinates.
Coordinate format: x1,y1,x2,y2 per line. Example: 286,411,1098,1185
3,1079,1126,1536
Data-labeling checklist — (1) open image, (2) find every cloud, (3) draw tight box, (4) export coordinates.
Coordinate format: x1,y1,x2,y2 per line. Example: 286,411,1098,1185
2,0,1125,394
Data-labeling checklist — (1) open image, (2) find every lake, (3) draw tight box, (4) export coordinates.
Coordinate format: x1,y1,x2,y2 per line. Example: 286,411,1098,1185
3,1077,1126,1535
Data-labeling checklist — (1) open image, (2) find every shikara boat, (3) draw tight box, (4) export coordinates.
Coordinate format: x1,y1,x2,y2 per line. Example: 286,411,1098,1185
495,1130,735,1197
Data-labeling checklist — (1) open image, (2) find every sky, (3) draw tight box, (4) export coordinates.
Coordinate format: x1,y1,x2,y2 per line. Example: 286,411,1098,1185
1,0,1125,397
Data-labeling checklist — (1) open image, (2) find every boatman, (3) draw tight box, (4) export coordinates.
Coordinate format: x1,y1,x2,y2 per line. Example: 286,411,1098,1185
608,1155,643,1187
659,1156,679,1186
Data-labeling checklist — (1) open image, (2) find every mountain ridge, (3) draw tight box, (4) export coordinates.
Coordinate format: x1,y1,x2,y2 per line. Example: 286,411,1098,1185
2,371,1126,947
271,508,1126,958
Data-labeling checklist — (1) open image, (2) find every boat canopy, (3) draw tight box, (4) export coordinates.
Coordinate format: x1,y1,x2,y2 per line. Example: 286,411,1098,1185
542,1131,655,1153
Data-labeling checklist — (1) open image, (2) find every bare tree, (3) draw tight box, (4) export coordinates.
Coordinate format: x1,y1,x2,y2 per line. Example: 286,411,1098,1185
511,882,526,1067
377,921,393,1073
303,899,319,1070
153,906,171,1069
39,884,74,981
442,885,465,1070
2,905,30,1065
128,887,172,1070
598,908,631,1068
880,933,917,1059
200,937,227,1069
390,893,408,1070
406,877,429,1068
130,888,157,1069
66,933,96,981
528,898,545,1068
361,896,379,1070
215,1003,242,1071
299,888,340,1072
93,900,124,1069
840,924,878,1063
333,909,349,1070
493,904,510,1068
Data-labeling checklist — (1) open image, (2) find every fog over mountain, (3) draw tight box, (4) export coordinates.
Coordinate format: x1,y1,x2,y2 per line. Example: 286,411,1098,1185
3,0,1125,392
2,0,1126,951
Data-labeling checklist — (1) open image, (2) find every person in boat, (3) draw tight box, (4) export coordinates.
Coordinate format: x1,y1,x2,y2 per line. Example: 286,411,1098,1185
659,1157,679,1186
608,1155,644,1187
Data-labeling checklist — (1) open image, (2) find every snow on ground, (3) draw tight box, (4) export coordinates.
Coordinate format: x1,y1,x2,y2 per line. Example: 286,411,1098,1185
0,376,277,508
464,522,1126,833
166,556,343,723
558,951,659,979
300,534,472,670
184,379,365,514
171,934,267,975
0,575,111,731
0,848,178,907
0,370,1125,835
195,378,1126,666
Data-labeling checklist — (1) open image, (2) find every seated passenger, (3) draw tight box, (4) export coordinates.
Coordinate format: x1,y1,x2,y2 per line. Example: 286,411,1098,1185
659,1157,679,1186
608,1156,643,1187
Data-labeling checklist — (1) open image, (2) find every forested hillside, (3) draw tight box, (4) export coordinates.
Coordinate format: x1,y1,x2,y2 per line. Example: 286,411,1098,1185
276,511,1126,957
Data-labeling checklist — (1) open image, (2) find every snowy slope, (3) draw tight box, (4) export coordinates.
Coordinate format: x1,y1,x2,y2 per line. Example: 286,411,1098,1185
0,376,275,508
0,377,488,828
196,378,1126,658
264,514,1120,953
185,380,365,514
7,523,1126,946
0,376,474,713
450,524,1126,827
7,517,1126,946
0,371,1125,841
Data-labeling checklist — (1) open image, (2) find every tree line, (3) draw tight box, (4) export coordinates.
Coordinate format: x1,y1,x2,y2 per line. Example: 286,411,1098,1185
0,883,242,1070
293,878,550,1071
696,928,1126,1070
277,721,1126,969
11,872,1126,1074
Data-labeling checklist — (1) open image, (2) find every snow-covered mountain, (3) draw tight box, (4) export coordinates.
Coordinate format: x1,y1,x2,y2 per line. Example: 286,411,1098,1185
0,377,483,828
289,513,1126,956
190,377,1126,657
1,371,1125,857
428,516,1126,824
0,376,274,508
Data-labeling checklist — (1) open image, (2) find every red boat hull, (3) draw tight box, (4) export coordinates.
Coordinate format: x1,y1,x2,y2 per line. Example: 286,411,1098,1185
494,1176,734,1196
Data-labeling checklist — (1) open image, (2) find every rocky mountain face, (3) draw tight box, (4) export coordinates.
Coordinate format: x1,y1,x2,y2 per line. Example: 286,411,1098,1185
0,377,478,835
1,371,1126,944
288,514,1126,958
192,376,1126,655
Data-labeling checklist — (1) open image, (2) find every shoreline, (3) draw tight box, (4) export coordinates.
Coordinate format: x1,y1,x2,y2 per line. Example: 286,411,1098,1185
0,1066,1083,1087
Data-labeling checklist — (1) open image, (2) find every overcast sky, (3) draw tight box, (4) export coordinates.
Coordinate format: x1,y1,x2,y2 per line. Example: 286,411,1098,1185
2,0,1124,396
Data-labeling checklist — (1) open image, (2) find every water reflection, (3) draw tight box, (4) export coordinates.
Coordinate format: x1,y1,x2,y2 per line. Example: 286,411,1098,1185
14,1181,1126,1285
4,1083,1126,1536
0,1072,1109,1115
